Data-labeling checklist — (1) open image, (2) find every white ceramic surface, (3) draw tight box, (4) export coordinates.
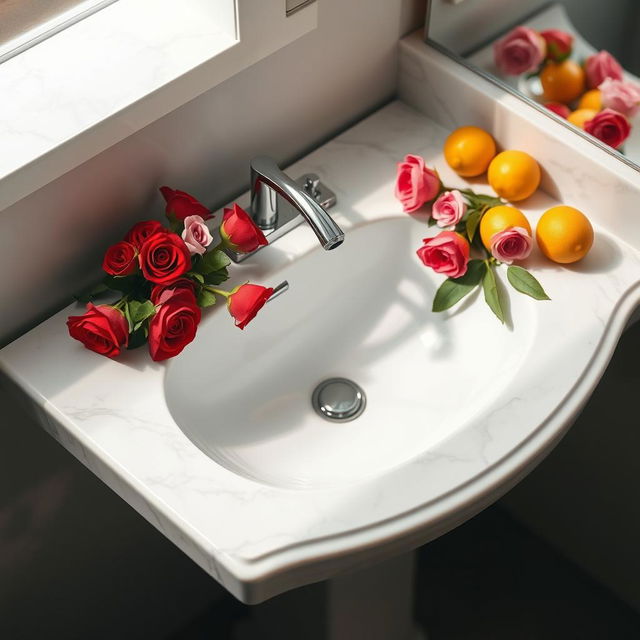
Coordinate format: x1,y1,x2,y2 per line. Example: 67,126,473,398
3,39,640,604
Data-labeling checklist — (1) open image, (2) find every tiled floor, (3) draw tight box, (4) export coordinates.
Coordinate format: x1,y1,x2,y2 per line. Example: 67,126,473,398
171,505,640,639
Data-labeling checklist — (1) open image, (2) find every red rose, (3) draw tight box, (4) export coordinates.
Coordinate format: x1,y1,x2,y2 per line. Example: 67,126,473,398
227,283,273,330
124,220,164,249
220,204,268,253
102,241,138,276
544,102,570,119
584,108,631,149
67,304,129,358
540,29,573,62
148,297,201,361
159,186,212,221
138,231,192,284
150,278,197,305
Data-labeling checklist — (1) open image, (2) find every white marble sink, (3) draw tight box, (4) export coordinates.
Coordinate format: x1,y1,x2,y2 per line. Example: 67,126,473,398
166,216,535,490
3,39,640,605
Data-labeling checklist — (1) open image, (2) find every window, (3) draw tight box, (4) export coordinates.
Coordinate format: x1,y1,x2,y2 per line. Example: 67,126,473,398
0,0,118,64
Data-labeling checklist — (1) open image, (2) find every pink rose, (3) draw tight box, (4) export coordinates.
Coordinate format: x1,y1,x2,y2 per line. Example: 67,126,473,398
585,51,623,89
395,154,440,213
432,190,467,227
540,29,573,62
599,78,640,118
181,215,213,255
416,231,470,279
545,102,570,119
584,108,631,149
493,26,546,75
490,227,532,264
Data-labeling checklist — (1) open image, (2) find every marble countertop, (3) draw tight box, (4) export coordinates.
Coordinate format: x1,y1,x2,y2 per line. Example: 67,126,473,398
3,41,640,603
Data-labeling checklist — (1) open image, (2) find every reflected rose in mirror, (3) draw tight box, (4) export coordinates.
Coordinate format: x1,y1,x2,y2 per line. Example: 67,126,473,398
599,78,640,118
540,29,573,63
493,26,546,75
584,51,623,90
544,102,570,119
584,108,631,149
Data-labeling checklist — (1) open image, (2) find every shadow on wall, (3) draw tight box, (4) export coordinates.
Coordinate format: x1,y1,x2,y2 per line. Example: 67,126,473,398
0,378,223,640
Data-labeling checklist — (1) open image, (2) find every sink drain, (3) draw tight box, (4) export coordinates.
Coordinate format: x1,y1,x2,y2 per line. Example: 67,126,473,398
312,378,366,422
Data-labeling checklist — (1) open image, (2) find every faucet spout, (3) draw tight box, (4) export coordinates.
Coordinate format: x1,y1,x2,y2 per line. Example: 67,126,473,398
250,156,344,251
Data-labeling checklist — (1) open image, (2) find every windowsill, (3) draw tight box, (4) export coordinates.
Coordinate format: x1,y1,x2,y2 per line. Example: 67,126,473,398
0,0,317,210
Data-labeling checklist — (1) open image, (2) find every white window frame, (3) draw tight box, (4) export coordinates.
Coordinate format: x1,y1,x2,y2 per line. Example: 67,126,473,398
0,0,318,210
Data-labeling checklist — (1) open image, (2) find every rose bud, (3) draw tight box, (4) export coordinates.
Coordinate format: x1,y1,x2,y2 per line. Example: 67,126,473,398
490,227,533,264
545,102,571,119
395,154,440,213
139,230,192,284
67,303,129,358
227,283,274,330
159,186,212,221
599,78,640,118
584,108,631,149
102,241,138,276
493,26,546,75
150,278,197,305
540,29,573,63
585,51,623,89
219,204,268,253
432,190,467,227
124,220,164,250
148,297,201,361
416,231,470,279
181,214,214,255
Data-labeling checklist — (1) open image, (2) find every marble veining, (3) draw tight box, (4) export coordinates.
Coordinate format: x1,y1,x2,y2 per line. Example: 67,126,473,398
2,40,640,604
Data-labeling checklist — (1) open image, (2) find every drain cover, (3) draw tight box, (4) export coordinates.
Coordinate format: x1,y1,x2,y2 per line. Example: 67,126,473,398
312,378,366,422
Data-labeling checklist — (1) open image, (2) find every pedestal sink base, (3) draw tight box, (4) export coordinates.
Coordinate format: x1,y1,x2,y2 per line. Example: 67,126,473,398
234,552,427,640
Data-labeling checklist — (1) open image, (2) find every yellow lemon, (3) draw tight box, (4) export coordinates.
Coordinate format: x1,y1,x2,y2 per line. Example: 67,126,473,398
567,108,598,129
480,205,532,251
487,150,541,202
443,126,497,177
536,205,594,263
578,89,602,111
540,60,586,104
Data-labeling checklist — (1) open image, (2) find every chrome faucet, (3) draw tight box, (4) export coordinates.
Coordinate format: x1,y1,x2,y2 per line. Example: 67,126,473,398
228,155,344,262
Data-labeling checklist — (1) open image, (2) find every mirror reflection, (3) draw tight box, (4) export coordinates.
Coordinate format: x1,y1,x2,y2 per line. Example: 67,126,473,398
428,1,640,166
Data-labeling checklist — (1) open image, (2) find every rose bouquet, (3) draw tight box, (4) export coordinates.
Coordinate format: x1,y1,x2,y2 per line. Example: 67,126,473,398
493,25,636,150
67,187,273,361
396,155,549,324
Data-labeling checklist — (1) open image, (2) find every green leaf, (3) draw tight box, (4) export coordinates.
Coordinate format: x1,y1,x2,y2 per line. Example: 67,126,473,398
427,216,438,227
465,208,483,243
197,288,217,308
507,265,550,301
104,275,139,295
432,260,485,312
196,249,231,275
188,271,205,284
203,267,229,285
74,281,111,303
122,301,133,332
128,299,156,330
482,264,505,323
127,326,148,350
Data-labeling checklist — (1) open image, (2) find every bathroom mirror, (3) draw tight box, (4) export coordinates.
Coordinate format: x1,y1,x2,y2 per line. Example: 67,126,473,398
426,0,640,170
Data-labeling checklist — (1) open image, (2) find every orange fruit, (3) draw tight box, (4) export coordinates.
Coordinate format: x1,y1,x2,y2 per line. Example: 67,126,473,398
540,60,586,104
567,108,598,129
479,205,532,251
536,205,593,263
487,150,541,202
578,89,602,111
443,126,497,177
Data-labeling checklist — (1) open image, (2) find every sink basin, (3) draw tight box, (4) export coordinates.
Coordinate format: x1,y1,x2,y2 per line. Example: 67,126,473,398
3,47,640,604
166,217,536,489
